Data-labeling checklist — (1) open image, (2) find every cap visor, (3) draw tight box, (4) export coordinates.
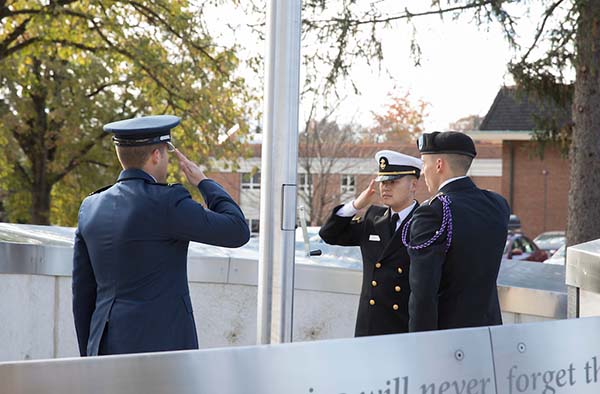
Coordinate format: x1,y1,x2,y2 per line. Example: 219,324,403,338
375,174,406,182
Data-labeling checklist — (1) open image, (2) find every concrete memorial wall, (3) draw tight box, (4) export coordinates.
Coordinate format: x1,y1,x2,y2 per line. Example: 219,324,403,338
0,223,567,362
1,317,600,394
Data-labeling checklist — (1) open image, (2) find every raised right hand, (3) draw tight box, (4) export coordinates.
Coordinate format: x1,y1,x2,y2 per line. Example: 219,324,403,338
174,149,207,186
353,179,377,210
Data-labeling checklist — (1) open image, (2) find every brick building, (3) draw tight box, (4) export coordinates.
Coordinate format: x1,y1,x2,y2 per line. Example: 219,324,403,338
208,142,502,234
471,86,571,238
209,86,571,240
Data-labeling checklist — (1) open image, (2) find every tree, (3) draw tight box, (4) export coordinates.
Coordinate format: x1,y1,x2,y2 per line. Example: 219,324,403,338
0,1,252,225
367,92,428,143
296,0,600,247
449,114,483,132
299,117,361,225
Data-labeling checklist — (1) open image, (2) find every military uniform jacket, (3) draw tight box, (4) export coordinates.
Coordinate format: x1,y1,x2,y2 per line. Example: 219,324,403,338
407,177,510,332
319,202,418,337
72,169,250,356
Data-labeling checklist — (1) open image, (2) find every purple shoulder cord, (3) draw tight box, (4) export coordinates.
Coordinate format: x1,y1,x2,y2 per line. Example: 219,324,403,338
401,195,453,253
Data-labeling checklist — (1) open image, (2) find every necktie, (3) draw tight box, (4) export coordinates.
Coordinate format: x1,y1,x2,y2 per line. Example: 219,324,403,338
390,213,399,234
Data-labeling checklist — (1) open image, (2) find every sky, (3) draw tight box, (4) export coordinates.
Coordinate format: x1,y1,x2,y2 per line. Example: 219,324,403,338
203,2,543,132
327,18,516,130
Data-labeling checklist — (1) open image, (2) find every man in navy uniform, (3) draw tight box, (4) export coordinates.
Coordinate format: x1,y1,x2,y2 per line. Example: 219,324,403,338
319,150,422,337
404,131,510,332
72,115,250,356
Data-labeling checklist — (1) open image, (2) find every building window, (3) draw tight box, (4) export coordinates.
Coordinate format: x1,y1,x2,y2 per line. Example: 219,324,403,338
298,173,313,193
241,172,261,190
341,175,356,194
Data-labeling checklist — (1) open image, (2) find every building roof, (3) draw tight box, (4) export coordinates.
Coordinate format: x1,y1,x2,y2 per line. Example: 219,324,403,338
479,86,571,132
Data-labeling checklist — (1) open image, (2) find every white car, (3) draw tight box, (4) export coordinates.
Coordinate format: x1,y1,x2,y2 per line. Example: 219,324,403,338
545,245,566,265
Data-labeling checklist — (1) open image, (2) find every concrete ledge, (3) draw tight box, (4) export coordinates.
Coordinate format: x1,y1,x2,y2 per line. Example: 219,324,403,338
0,223,569,362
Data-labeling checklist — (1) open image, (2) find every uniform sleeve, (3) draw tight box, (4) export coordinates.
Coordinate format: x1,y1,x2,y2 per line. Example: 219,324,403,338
72,206,97,357
335,201,358,217
319,204,364,246
407,202,446,332
497,194,511,221
168,179,250,247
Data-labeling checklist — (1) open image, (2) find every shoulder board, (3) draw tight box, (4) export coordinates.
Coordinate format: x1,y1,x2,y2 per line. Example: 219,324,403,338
425,192,445,206
351,215,362,222
89,184,113,196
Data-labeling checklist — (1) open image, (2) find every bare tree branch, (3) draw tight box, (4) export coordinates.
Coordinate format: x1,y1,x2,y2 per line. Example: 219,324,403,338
306,0,501,26
520,0,566,62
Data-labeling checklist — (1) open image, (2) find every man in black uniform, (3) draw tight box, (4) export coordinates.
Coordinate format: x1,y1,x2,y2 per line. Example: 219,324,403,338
404,131,510,332
319,150,422,337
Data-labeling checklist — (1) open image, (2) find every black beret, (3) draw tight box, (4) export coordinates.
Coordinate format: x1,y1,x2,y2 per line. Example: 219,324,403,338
417,131,477,158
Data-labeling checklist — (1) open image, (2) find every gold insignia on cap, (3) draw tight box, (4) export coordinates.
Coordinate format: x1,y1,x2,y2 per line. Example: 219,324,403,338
376,170,417,176
379,158,387,170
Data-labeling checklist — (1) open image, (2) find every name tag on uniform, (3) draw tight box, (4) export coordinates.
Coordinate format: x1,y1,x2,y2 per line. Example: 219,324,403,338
369,234,381,242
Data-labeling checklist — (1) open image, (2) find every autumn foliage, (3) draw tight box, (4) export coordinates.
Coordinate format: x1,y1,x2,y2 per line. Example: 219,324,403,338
367,93,428,143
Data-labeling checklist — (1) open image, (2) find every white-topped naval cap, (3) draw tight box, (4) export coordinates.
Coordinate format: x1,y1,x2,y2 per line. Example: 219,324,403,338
374,150,423,181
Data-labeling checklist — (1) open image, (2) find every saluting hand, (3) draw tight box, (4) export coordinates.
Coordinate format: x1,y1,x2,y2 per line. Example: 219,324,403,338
174,149,207,186
353,179,377,210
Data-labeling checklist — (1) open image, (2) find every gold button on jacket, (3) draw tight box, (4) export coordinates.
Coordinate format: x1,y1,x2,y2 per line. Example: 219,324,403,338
318,203,418,337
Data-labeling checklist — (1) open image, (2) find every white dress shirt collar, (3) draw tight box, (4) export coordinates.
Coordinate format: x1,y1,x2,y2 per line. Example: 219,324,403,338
438,176,467,192
390,200,417,229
